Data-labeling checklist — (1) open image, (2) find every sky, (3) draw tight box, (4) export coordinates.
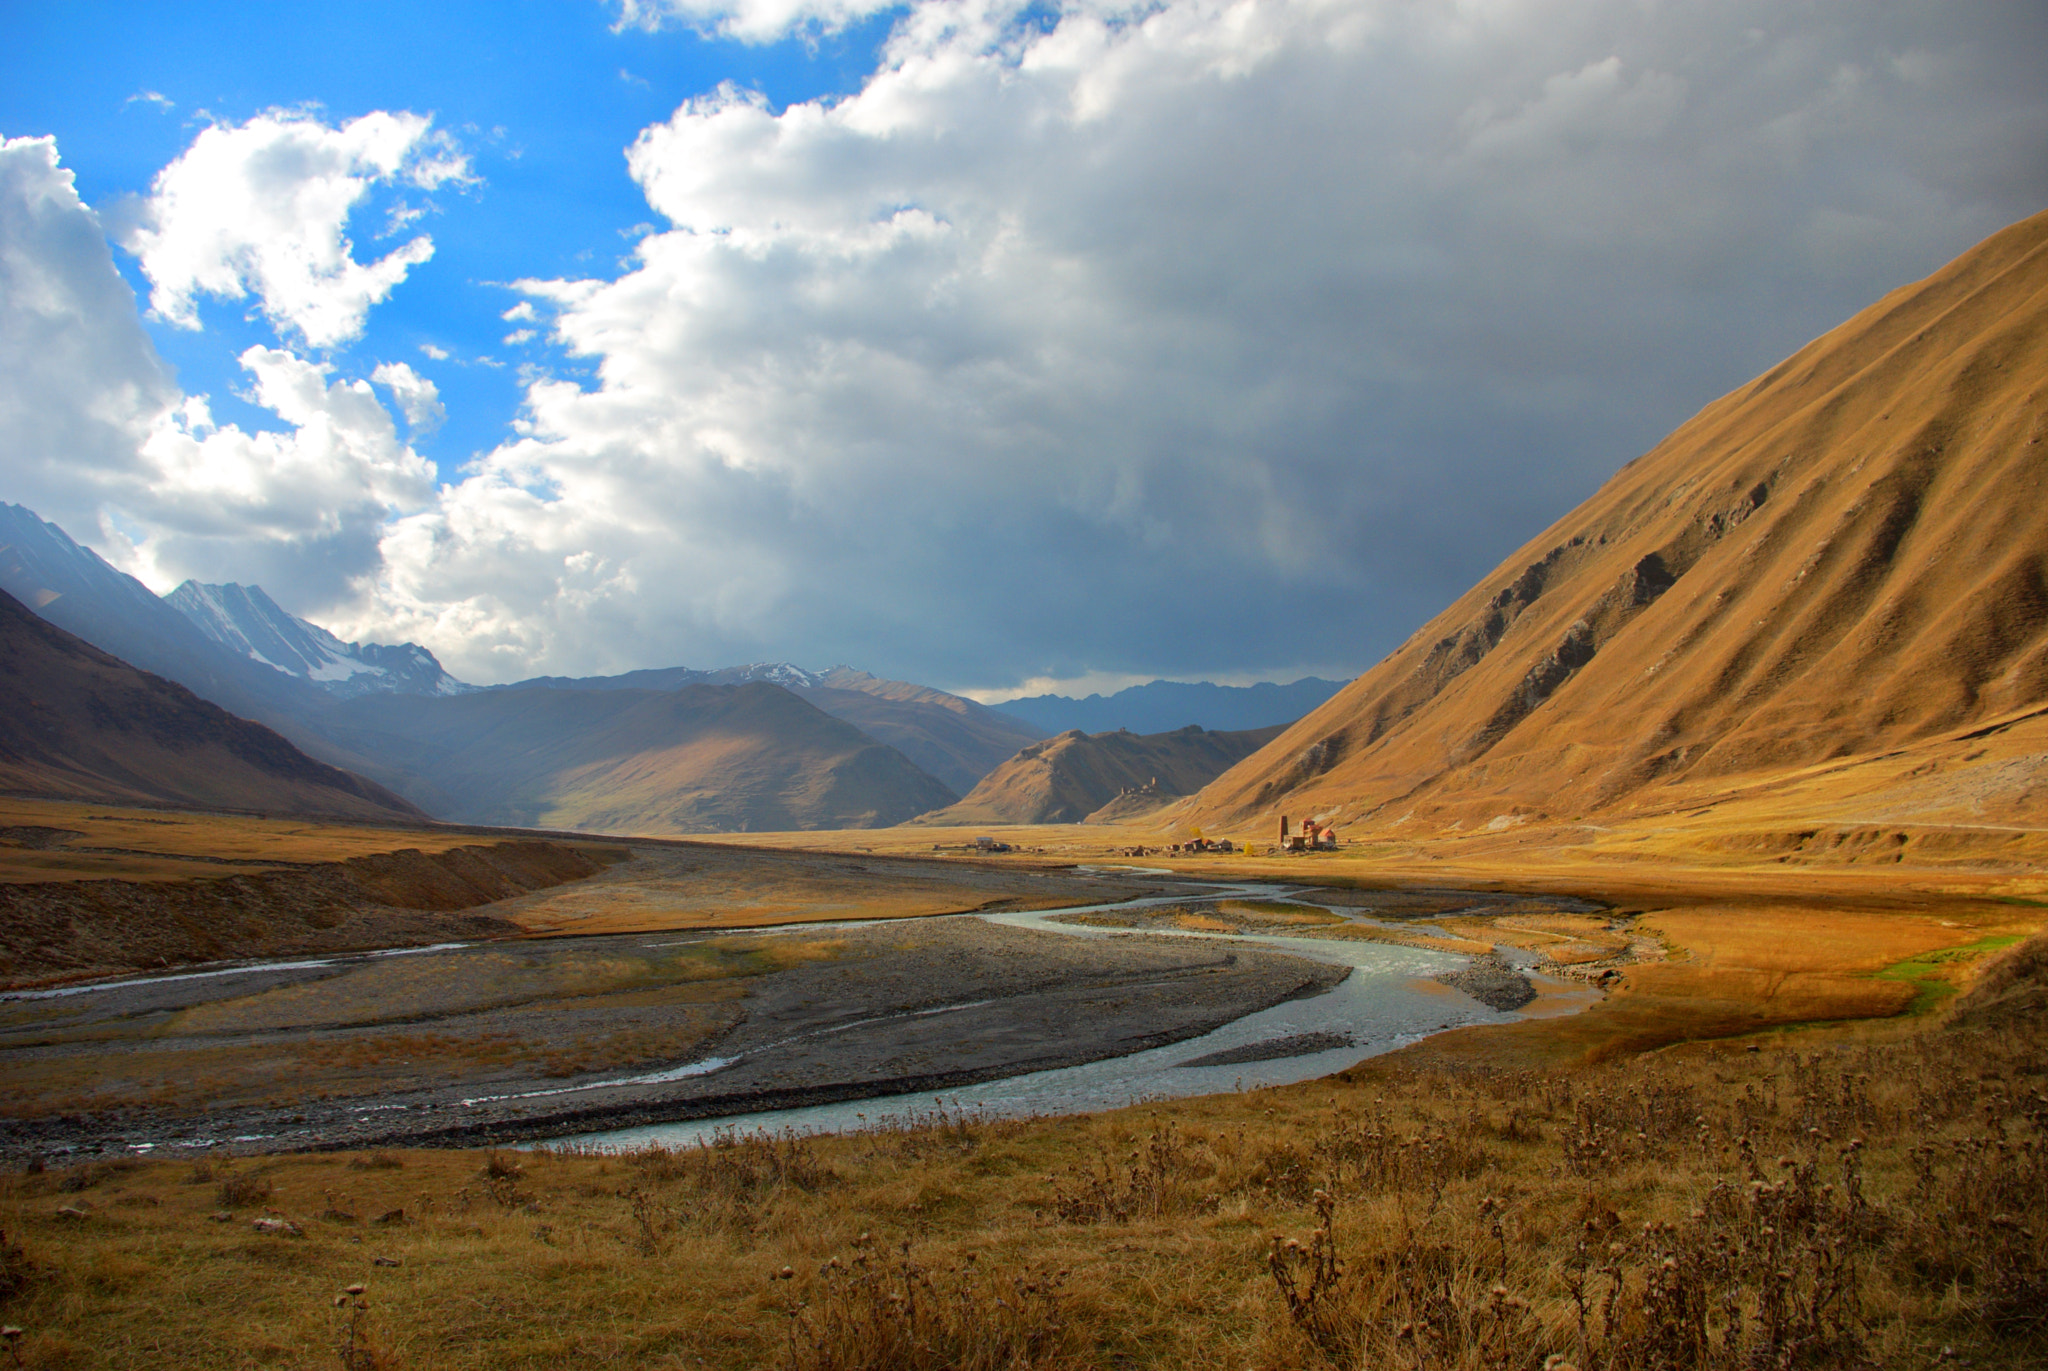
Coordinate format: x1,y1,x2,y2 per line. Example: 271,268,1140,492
2,1,2045,699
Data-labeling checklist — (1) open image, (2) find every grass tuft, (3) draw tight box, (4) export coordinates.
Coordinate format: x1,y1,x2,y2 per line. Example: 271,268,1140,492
213,1166,274,1210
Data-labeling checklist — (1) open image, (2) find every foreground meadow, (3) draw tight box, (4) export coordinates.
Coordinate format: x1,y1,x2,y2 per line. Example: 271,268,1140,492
2,923,2042,1371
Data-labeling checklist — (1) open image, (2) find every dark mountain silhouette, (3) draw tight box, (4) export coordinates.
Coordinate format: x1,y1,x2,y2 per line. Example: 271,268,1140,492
0,585,422,820
0,503,323,726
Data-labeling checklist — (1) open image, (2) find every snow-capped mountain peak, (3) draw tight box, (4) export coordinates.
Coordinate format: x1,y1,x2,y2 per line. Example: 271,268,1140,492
163,581,474,700
719,662,822,689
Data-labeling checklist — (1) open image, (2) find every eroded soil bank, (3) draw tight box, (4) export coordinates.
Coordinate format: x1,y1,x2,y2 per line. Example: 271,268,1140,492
0,840,619,987
0,917,1344,1158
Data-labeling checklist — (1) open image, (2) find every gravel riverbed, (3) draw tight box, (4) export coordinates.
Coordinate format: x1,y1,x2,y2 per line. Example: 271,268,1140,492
0,917,1345,1157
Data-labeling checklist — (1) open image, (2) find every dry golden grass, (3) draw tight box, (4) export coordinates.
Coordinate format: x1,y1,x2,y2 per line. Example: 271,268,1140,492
0,797,517,885
6,791,2046,1367
1442,913,1626,956
698,824,1165,860
684,811,2048,919
3,950,2043,1370
503,872,1036,935
1214,900,1342,927
1048,900,1488,953
1301,924,1498,955
491,839,1137,937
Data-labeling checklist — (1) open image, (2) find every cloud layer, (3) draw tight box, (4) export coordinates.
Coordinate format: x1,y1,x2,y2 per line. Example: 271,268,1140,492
5,2,2047,693
613,0,900,45
1,138,178,528
369,0,2048,686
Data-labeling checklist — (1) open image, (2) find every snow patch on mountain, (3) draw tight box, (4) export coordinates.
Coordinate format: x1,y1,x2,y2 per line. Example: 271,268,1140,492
709,662,824,689
164,581,474,699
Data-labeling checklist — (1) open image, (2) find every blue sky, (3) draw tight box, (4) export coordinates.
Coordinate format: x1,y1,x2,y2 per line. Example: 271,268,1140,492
1,1,895,481
2,1,2045,695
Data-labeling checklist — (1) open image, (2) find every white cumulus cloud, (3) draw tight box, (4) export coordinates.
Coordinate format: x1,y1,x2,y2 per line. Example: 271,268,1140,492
612,0,901,45
372,361,446,435
122,347,437,599
8,3,2048,694
0,134,439,617
361,0,2048,688
0,136,180,536
119,109,469,349
136,348,436,539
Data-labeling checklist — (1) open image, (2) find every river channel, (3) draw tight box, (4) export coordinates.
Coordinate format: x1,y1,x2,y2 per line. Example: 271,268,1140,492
550,874,1597,1150
0,869,1599,1158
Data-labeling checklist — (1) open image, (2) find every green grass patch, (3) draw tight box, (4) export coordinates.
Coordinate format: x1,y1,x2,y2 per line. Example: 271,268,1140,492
1873,934,2022,1015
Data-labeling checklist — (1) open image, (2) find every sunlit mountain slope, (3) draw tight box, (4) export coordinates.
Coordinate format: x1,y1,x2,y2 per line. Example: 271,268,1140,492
1189,209,2048,838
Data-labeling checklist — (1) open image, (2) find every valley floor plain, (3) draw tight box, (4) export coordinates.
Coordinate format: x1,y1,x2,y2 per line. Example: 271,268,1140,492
0,798,2045,1367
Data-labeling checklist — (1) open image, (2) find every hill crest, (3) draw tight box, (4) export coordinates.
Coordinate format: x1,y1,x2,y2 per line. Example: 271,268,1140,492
1188,208,2048,834
921,723,1285,826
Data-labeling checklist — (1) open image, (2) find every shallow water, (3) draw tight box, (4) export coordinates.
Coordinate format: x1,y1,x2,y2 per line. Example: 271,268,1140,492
0,941,474,1002
7,871,1597,1156
550,883,1596,1150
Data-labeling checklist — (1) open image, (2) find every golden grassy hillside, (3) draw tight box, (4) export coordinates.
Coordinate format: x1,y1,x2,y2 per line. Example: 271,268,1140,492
1189,208,2048,841
0,797,510,885
0,799,619,986
919,724,1285,826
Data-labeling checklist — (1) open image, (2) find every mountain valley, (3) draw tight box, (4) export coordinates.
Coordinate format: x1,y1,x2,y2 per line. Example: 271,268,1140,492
2,212,2048,1371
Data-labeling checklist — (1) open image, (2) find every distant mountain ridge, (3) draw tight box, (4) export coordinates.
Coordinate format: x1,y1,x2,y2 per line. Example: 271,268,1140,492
494,661,1042,796
0,584,422,821
498,661,825,692
916,723,1285,826
313,680,957,833
166,580,473,699
993,677,1345,735
0,504,1032,828
0,503,324,729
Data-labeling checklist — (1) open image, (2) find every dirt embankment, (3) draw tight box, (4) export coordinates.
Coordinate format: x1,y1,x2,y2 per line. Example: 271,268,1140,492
1949,929,2048,1030
0,840,619,987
